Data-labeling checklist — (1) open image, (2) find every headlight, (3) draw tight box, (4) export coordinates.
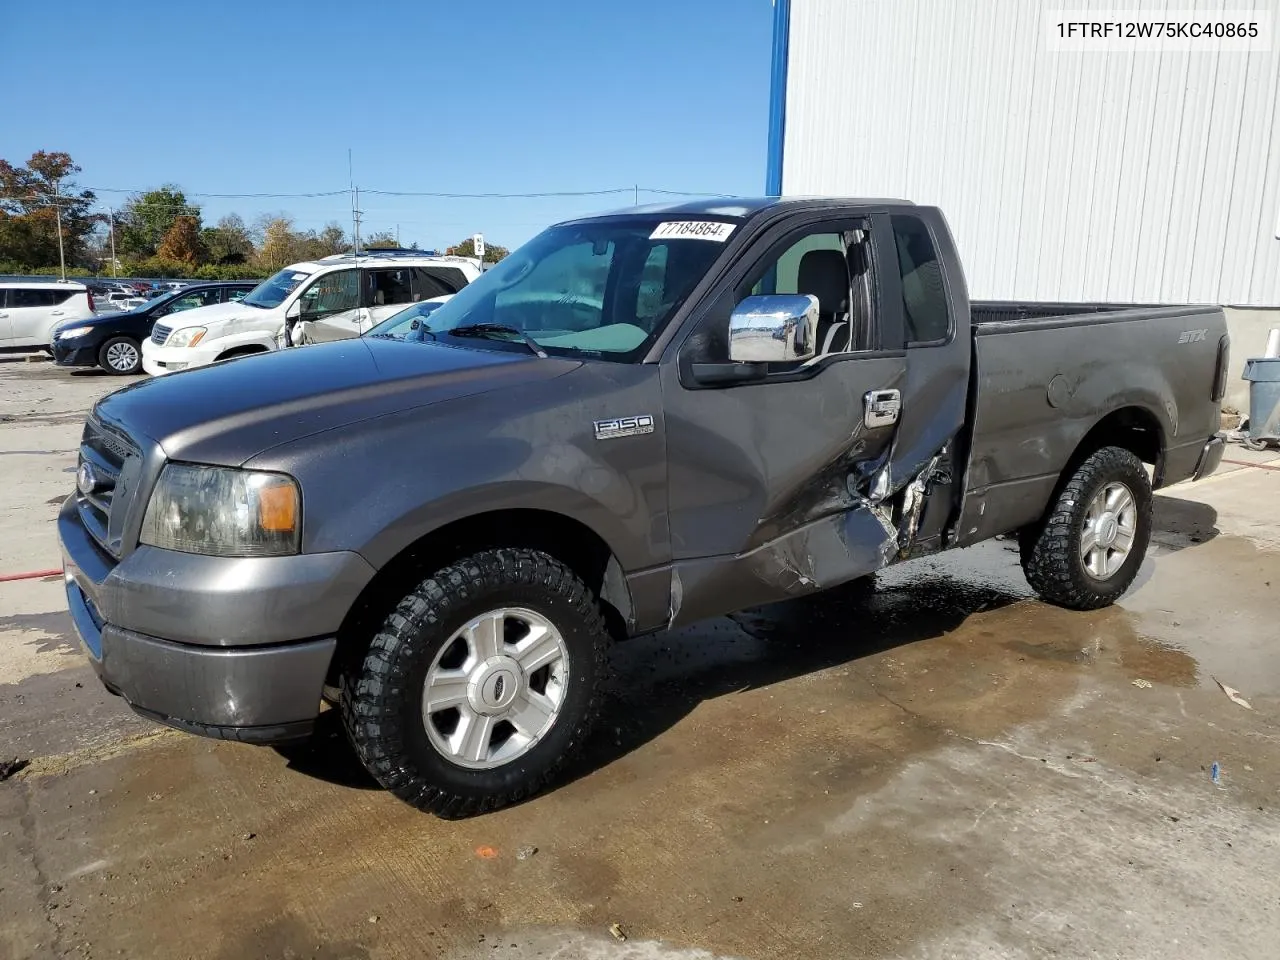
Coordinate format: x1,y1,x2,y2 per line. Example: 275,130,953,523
57,326,95,339
166,326,208,348
140,464,300,557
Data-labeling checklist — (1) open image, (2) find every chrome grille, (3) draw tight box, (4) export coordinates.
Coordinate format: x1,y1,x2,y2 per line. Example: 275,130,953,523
77,419,141,558
151,323,173,345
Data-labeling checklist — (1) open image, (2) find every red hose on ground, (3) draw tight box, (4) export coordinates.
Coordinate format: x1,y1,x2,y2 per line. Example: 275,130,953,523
0,568,62,583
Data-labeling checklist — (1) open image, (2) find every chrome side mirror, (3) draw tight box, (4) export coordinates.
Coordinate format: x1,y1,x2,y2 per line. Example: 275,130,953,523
728,294,819,364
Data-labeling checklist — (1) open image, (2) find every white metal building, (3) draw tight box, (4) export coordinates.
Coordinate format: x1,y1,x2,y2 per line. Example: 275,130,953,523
769,0,1280,306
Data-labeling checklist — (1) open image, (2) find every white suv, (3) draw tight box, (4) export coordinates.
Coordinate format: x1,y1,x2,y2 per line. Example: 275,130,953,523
142,251,481,375
0,282,96,353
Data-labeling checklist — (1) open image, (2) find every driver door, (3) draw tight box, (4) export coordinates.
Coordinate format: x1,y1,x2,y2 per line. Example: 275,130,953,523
660,217,908,626
296,269,365,343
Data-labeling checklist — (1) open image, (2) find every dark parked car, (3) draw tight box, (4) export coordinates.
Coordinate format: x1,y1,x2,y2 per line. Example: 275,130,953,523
51,282,255,374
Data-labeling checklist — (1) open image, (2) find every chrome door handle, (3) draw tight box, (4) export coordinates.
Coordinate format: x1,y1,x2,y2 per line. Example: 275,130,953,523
864,389,901,428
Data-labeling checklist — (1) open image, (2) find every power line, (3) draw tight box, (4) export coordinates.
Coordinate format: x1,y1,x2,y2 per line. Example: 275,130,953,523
362,187,636,199
85,187,350,199
5,184,741,205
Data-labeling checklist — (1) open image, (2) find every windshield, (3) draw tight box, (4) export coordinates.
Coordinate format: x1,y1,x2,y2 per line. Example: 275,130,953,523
242,267,312,309
365,299,451,340
418,218,735,361
140,290,180,310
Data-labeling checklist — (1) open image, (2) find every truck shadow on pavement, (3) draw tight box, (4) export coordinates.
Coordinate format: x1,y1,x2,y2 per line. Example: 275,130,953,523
276,571,1024,796
572,571,1021,782
274,495,1219,803
1150,493,1220,552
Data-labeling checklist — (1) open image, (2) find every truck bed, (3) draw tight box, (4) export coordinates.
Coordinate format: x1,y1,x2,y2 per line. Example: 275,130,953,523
954,301,1227,547
971,300,1162,327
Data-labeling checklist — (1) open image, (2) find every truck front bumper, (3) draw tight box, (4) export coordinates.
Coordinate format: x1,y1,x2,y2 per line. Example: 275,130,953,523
59,498,374,743
140,337,223,376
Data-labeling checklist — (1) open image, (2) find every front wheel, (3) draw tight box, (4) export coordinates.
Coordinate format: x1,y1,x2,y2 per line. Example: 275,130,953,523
342,548,609,817
98,336,142,375
1019,446,1153,610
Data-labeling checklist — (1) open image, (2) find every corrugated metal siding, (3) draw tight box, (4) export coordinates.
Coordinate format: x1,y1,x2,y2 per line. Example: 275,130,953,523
781,0,1280,306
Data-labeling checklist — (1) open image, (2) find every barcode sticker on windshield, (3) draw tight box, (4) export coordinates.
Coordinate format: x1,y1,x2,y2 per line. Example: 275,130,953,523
649,221,736,242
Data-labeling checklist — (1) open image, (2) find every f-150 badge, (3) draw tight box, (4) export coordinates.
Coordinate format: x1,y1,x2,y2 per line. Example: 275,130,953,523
594,415,655,440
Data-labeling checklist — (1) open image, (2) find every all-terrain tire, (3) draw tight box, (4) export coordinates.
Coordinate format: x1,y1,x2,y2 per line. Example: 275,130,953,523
1019,445,1153,611
342,548,609,817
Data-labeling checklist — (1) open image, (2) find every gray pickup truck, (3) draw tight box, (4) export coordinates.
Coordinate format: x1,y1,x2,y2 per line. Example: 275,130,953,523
60,198,1229,816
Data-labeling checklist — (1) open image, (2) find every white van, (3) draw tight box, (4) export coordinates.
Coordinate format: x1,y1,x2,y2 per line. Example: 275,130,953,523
141,251,481,375
0,281,96,352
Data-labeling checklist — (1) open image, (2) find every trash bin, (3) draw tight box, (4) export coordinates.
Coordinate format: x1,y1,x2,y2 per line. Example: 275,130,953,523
1243,357,1280,444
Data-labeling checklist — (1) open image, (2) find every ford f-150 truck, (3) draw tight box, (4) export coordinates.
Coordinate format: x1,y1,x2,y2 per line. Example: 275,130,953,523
59,198,1229,816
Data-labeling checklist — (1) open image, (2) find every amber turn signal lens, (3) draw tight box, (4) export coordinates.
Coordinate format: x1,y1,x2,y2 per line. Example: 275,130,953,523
257,480,298,533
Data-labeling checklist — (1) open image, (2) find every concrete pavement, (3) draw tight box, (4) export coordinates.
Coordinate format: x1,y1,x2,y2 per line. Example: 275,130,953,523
2,354,1279,960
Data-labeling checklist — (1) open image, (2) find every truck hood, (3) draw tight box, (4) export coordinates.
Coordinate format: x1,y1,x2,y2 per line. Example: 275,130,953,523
94,338,580,466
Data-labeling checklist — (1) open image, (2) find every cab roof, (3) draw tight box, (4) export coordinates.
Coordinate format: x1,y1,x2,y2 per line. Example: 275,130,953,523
572,196,917,222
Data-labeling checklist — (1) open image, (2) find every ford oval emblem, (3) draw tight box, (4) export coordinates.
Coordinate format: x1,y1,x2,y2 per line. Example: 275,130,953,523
76,461,97,495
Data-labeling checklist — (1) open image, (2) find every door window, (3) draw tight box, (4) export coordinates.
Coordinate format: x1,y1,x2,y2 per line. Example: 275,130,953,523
299,270,360,318
223,288,249,303
9,289,62,308
165,290,217,315
741,229,875,356
368,269,414,308
891,215,950,344
411,267,462,300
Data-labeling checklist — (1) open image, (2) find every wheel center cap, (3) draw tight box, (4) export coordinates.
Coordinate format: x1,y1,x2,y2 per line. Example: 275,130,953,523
1096,514,1119,547
468,656,522,714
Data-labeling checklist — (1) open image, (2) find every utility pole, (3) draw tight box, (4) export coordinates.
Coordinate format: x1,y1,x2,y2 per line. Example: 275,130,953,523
634,184,639,206
353,186,362,254
107,206,117,277
348,148,362,255
54,180,67,281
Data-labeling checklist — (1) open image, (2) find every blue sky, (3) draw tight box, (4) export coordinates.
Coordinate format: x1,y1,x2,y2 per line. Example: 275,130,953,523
2,0,774,251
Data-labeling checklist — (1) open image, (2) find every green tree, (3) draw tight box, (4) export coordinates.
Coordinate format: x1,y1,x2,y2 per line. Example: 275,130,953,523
200,213,255,265
293,222,350,261
118,185,200,258
316,222,348,256
156,215,205,266
256,216,299,271
363,230,399,249
0,151,98,269
446,237,509,263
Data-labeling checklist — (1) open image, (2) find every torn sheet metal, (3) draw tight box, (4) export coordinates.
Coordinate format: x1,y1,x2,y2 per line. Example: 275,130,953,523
667,567,683,630
666,504,897,628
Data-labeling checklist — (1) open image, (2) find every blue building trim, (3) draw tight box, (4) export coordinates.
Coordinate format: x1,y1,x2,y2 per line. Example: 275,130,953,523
765,0,792,197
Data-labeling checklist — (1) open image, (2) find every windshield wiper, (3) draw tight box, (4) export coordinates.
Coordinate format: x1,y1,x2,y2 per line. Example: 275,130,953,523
446,323,547,358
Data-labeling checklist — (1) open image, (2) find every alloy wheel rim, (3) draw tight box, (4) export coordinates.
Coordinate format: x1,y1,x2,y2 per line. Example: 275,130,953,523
1080,481,1137,580
422,607,569,770
106,342,138,371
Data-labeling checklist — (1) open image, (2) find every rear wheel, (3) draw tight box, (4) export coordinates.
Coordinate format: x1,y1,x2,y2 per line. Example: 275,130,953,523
98,336,142,375
342,548,609,817
1019,446,1152,610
